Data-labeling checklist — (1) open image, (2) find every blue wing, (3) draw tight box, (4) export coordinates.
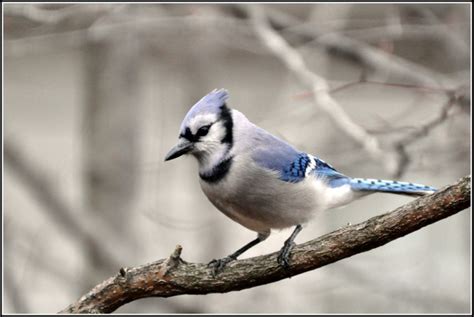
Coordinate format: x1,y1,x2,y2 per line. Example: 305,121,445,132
249,128,435,196
280,153,350,187
308,156,350,187
250,128,349,186
250,130,302,180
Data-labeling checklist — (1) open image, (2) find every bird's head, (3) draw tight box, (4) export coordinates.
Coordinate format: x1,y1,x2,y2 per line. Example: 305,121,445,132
164,89,234,163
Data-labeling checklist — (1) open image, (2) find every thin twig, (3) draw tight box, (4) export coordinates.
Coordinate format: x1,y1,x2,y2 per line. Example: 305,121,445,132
251,5,467,177
323,24,469,61
294,78,454,99
391,96,458,178
245,5,399,174
259,6,459,89
398,98,457,147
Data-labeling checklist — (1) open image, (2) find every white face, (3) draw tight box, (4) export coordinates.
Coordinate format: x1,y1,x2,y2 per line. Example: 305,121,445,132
183,113,228,159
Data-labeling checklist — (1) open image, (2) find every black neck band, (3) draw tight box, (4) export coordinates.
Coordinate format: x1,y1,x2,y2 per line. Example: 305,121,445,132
199,156,233,183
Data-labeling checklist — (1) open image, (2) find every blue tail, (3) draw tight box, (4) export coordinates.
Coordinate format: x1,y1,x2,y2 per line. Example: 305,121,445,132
350,178,437,197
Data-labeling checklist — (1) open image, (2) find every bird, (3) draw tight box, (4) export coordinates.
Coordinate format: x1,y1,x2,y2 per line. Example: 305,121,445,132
164,89,436,274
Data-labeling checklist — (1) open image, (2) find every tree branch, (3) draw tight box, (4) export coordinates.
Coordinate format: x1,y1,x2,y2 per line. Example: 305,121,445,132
244,5,402,175
61,175,470,313
245,5,460,89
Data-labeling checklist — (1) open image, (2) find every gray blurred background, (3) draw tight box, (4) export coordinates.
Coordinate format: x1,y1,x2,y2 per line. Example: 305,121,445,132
3,3,471,314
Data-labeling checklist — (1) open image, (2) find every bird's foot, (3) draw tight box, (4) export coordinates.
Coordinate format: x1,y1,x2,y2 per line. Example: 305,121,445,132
208,256,235,276
277,240,296,269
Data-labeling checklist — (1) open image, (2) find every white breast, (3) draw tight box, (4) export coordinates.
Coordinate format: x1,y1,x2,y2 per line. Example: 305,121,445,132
199,155,333,233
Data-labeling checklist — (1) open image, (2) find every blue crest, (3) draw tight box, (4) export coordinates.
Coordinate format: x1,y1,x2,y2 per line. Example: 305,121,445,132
180,89,229,132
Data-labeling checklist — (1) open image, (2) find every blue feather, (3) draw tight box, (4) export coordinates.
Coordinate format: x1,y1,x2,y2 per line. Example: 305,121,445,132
251,128,302,178
253,142,349,185
350,178,436,196
254,148,436,197
280,154,348,184
281,154,311,182
248,123,436,197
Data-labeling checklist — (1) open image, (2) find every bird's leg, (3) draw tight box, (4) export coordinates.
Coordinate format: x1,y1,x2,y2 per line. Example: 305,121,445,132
277,224,302,269
209,232,269,276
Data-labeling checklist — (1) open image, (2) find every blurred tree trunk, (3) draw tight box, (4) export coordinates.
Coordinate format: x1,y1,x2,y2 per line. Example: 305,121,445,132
81,33,143,284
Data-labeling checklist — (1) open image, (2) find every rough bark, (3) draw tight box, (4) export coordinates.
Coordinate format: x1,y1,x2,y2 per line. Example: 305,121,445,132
61,175,471,313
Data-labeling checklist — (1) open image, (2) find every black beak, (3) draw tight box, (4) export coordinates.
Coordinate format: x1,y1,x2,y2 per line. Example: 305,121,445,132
164,139,194,161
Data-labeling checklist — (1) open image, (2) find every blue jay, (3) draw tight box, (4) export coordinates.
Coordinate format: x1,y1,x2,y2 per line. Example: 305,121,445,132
165,89,436,274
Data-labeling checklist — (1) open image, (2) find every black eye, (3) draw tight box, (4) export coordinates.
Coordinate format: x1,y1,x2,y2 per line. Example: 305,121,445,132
196,124,211,137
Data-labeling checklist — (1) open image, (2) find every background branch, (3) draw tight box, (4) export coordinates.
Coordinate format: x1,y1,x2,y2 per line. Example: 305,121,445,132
4,140,123,270
61,175,470,314
392,94,461,178
243,5,469,178
245,5,400,175
237,5,462,89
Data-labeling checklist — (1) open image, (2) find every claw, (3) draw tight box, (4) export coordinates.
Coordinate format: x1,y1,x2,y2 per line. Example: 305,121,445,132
277,240,295,269
208,256,235,276
277,224,302,270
